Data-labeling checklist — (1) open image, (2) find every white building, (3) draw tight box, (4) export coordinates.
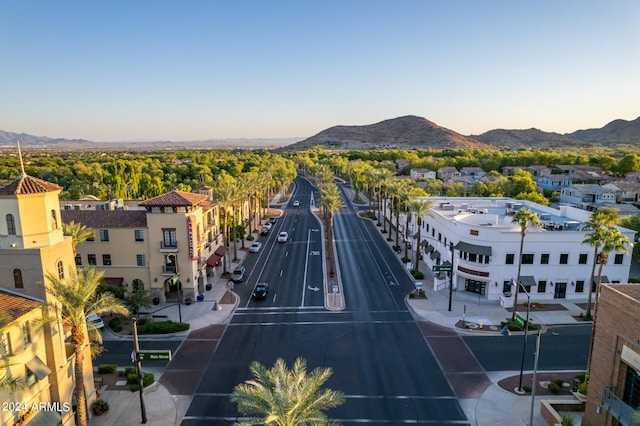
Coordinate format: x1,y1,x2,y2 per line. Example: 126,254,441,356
401,197,634,304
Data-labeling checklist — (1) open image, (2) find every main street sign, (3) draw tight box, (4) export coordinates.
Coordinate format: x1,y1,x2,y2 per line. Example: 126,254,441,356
135,350,172,361
432,264,452,272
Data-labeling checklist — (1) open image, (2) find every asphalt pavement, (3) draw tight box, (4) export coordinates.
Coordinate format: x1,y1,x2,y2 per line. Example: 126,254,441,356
89,190,594,426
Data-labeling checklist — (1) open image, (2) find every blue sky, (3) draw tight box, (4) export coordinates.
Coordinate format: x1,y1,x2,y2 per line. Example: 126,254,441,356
1,1,639,142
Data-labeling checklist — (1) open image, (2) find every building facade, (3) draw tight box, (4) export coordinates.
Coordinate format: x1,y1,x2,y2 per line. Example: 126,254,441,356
398,197,634,303
583,284,640,426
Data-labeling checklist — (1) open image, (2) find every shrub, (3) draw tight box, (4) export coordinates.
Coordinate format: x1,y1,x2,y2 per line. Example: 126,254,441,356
574,373,586,383
561,414,575,426
92,398,109,415
523,385,532,393
548,382,561,394
108,317,122,332
126,373,138,385
120,366,136,377
137,320,190,334
411,270,424,279
552,378,565,387
130,384,140,392
97,364,117,374
577,381,588,395
143,372,154,387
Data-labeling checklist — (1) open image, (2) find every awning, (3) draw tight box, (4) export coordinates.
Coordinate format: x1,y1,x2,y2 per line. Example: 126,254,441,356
519,276,537,287
430,250,441,260
455,241,492,256
592,276,609,284
102,277,123,286
214,246,226,257
26,356,51,380
424,244,434,253
206,254,222,267
420,240,430,248
23,409,61,426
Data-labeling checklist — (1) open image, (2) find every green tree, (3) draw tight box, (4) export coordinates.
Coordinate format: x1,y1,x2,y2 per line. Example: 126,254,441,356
319,183,344,278
44,267,129,426
581,208,619,319
62,221,95,256
124,284,152,319
511,208,541,321
230,357,344,426
409,199,433,273
0,314,27,392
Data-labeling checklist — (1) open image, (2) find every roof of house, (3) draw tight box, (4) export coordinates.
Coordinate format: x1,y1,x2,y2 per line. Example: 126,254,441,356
139,191,208,207
0,174,62,196
0,289,42,322
61,210,148,228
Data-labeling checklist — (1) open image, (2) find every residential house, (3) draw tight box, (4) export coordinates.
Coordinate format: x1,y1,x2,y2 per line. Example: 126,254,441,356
524,165,552,177
460,167,487,179
559,184,619,210
612,180,640,204
409,168,436,180
436,167,460,180
536,174,573,192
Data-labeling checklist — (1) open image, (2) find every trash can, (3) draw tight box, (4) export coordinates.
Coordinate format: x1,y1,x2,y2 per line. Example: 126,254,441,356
197,294,205,302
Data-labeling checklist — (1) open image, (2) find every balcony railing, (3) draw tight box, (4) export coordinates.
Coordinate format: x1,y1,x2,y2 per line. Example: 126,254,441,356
160,242,178,251
602,386,640,426
162,265,178,275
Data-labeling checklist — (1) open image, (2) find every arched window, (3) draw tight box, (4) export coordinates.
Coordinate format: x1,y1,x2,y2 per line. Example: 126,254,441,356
6,214,16,235
57,261,64,280
51,210,58,230
13,269,23,289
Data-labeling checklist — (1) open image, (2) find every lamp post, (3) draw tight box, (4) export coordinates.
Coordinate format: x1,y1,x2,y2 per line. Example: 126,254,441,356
407,233,455,311
510,278,531,394
529,330,541,426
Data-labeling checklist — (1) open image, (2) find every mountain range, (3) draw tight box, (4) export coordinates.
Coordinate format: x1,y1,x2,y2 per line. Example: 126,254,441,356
1,115,639,151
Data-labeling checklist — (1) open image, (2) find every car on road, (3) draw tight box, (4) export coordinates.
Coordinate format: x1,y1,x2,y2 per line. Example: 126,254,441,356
269,217,277,224
252,282,269,300
231,265,246,282
277,231,288,242
86,314,104,329
264,222,272,230
261,226,269,235
293,200,300,207
249,242,262,253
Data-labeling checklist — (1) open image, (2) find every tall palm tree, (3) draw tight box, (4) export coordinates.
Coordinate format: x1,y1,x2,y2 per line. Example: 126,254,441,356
408,199,433,273
212,176,237,274
319,184,344,278
511,208,541,321
230,357,344,426
584,226,629,385
62,221,95,256
377,170,395,233
581,208,618,319
44,267,129,426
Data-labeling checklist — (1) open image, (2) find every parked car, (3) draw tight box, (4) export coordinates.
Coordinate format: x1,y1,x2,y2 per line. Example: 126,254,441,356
264,222,273,230
86,314,104,329
269,217,277,224
277,231,289,242
252,283,269,300
261,226,269,235
293,200,300,207
231,265,246,282
250,242,262,253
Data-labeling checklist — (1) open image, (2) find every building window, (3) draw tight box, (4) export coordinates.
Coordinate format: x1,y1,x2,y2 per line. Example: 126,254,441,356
57,261,64,280
540,253,549,265
506,253,515,264
615,253,624,265
134,229,144,242
13,269,23,289
6,214,16,235
559,253,569,264
578,253,588,265
503,281,511,294
99,229,110,242
102,254,112,266
623,366,640,411
23,322,31,345
88,254,97,265
538,281,547,293
0,332,11,356
522,253,534,264
51,210,58,230
75,254,82,266
468,253,477,263
465,279,486,296
575,280,585,292
136,254,146,267
87,232,95,242
162,229,177,248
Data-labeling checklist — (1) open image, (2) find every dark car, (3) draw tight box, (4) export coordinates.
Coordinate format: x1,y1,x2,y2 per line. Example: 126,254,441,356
269,217,277,224
252,283,269,300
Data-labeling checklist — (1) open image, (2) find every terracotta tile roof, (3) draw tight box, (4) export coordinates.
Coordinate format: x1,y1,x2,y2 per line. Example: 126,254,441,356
0,289,42,322
139,191,207,207
61,210,147,228
0,174,62,195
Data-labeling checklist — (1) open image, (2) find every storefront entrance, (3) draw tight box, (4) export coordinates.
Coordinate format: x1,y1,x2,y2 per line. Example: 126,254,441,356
465,279,486,296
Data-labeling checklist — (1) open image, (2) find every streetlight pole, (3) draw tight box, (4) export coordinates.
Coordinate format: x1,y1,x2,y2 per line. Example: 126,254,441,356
511,278,531,394
448,241,454,312
529,330,541,426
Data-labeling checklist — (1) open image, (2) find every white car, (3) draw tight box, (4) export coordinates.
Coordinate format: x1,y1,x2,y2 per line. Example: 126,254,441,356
277,231,289,242
250,242,262,253
293,200,300,207
86,314,104,329
264,222,273,230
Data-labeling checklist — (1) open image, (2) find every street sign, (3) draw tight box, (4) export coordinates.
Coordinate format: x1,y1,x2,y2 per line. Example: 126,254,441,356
513,312,525,328
136,350,172,361
432,264,452,272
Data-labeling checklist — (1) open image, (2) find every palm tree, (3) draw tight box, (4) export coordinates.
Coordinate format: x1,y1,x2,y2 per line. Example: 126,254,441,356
581,208,618,319
62,221,94,256
212,176,237,274
408,199,433,273
0,314,27,392
319,184,344,278
44,266,129,426
511,208,541,321
230,357,344,426
584,226,629,385
377,170,395,233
